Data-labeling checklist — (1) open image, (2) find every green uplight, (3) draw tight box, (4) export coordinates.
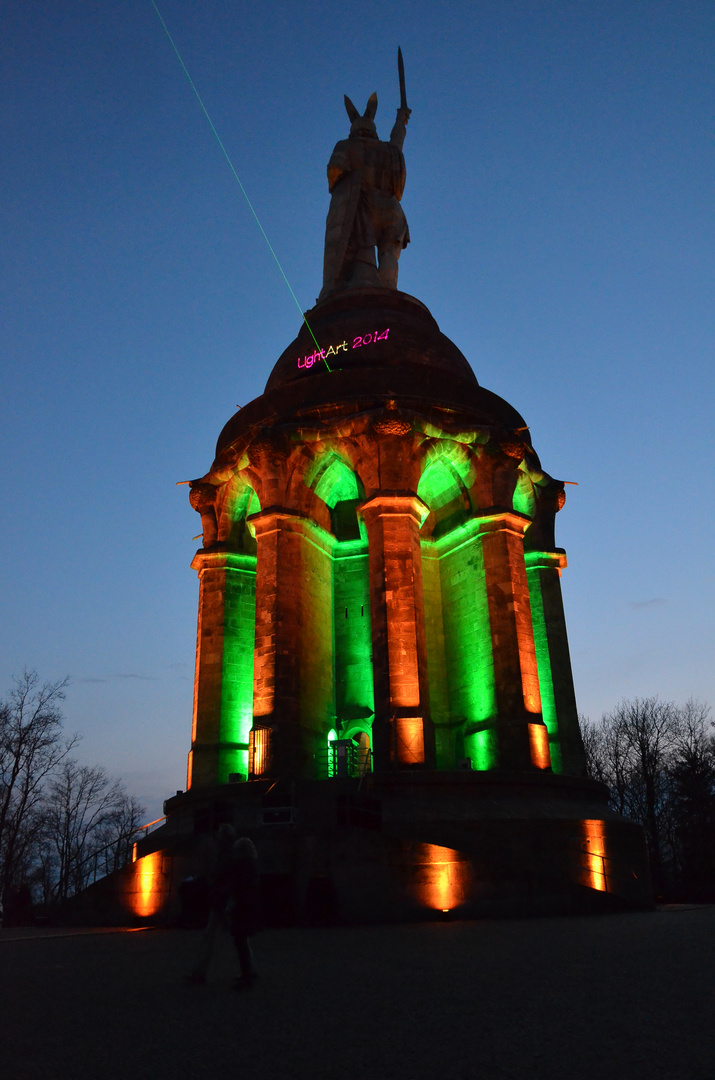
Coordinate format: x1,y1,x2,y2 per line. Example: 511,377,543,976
465,727,498,771
333,544,374,741
218,553,257,782
214,470,260,785
307,456,376,758
525,557,564,774
425,518,499,771
327,727,338,777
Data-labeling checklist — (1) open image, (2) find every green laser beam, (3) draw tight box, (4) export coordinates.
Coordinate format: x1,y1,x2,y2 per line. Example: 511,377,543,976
149,1,329,367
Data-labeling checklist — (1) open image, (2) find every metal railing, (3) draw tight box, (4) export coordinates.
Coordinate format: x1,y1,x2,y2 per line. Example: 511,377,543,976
579,846,621,894
76,817,167,889
317,744,372,780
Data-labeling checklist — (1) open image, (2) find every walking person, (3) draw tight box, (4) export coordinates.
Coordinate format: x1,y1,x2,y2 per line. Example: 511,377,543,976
186,822,237,984
230,837,261,990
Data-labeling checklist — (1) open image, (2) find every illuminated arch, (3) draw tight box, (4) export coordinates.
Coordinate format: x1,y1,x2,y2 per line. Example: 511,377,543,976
224,480,261,550
307,453,365,543
512,468,536,518
313,456,361,507
418,457,470,538
232,483,261,518
342,726,372,775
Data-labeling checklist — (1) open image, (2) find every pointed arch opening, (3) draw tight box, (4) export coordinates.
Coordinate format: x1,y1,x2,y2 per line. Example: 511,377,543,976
226,481,261,552
513,468,536,519
418,457,470,539
310,454,366,542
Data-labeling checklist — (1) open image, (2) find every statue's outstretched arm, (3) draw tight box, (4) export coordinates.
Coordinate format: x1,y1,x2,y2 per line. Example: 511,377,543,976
389,107,411,150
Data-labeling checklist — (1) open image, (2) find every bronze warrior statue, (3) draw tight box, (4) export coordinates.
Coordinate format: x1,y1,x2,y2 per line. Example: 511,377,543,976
319,69,411,300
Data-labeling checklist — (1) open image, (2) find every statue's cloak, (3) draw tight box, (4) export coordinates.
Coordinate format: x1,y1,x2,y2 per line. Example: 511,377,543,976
322,158,362,297
321,137,409,297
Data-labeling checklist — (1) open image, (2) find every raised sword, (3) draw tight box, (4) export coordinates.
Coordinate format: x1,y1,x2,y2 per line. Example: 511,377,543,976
398,46,409,112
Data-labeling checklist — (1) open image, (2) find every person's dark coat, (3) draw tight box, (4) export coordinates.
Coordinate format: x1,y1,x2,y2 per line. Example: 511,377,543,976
230,855,261,938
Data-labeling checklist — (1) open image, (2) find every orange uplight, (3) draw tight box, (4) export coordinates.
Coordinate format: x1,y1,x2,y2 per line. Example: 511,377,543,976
249,726,271,777
521,660,542,715
380,507,422,709
395,717,425,765
581,820,608,892
528,723,551,769
415,844,470,911
131,851,164,918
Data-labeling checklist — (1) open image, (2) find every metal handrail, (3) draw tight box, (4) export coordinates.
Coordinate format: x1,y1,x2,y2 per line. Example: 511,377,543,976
66,816,167,896
137,816,166,838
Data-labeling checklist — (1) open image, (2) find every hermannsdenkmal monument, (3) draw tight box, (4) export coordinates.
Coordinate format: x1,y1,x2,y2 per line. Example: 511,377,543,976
108,57,653,923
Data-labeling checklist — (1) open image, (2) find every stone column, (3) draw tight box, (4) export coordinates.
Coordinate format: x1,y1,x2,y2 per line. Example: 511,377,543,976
359,494,434,771
475,512,549,771
189,550,256,789
525,550,586,776
249,509,335,780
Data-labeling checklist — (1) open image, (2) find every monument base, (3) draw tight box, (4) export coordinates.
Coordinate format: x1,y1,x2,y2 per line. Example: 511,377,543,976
112,772,653,926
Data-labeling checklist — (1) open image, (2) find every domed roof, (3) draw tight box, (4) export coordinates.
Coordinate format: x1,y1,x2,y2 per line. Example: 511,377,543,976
265,288,477,393
214,288,528,457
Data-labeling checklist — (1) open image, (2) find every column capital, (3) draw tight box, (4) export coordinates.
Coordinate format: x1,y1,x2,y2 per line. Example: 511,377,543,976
247,507,335,556
525,549,568,572
246,506,308,538
359,492,429,528
472,509,532,540
191,549,257,573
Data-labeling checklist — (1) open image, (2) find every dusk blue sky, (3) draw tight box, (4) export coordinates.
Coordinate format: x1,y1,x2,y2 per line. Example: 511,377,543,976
3,1,713,821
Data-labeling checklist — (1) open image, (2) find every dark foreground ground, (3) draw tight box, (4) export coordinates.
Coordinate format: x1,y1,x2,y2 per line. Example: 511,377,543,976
2,907,714,1080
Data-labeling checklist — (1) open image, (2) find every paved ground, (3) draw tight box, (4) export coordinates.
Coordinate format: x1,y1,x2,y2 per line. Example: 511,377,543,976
2,907,714,1080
